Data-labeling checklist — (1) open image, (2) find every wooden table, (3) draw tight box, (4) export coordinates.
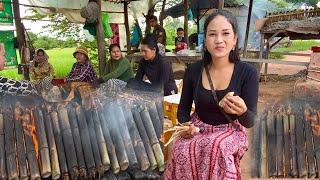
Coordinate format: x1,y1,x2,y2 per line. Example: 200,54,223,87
127,50,203,64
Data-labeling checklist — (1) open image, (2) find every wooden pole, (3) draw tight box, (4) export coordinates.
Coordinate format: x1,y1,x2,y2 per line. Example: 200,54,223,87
12,0,25,62
184,0,189,47
218,0,224,9
243,0,254,58
95,0,106,77
159,0,166,27
124,1,131,54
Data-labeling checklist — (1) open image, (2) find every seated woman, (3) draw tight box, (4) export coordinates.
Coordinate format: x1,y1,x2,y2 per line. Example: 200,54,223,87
101,44,134,82
64,46,97,83
133,35,177,96
0,43,37,96
29,49,55,84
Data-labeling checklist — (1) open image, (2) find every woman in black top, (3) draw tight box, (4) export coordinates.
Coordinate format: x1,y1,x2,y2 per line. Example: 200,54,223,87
134,35,177,96
164,10,259,180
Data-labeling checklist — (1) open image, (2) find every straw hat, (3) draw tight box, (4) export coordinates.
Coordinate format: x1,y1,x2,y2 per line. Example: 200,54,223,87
73,46,89,59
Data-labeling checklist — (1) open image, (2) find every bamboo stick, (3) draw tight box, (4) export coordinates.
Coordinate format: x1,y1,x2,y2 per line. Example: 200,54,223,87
303,108,316,178
49,105,69,179
139,105,164,171
42,107,61,180
34,109,52,178
102,103,129,171
97,107,120,174
84,109,103,174
295,112,307,178
75,105,96,177
266,110,276,177
67,106,86,177
282,114,291,177
14,103,28,180
131,106,157,170
112,103,138,168
92,109,110,172
0,114,6,180
313,110,320,179
22,108,41,180
121,106,150,171
3,106,19,180
289,114,298,177
275,114,284,177
57,104,79,179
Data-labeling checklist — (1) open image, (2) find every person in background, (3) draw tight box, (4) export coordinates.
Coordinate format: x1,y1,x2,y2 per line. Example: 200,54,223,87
133,35,177,96
99,44,134,82
0,43,38,96
148,15,167,47
175,28,188,52
164,10,259,179
29,49,55,84
64,46,97,83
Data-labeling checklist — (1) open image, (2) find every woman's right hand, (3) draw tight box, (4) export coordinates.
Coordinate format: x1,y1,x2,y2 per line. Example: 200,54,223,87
181,124,197,139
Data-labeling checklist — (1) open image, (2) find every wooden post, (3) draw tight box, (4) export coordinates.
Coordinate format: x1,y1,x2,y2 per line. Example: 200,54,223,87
218,0,224,9
242,0,254,58
95,0,106,76
124,1,131,54
159,0,166,27
184,0,189,46
12,0,26,62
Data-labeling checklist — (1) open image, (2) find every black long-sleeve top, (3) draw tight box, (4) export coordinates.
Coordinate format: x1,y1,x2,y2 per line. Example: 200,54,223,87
177,60,259,128
135,54,178,96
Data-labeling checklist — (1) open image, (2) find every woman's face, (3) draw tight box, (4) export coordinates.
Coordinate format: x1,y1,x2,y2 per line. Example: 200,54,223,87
141,44,156,60
205,15,237,60
75,52,87,63
110,46,122,60
37,51,46,61
0,45,6,70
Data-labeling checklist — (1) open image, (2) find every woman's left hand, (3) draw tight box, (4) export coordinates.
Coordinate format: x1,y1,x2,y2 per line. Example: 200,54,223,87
219,96,247,116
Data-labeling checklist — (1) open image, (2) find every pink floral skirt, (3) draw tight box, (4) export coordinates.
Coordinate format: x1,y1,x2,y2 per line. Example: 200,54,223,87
164,113,248,180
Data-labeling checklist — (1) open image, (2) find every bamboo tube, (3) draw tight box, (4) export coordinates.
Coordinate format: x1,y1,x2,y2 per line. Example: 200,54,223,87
14,103,28,180
259,112,267,178
84,109,103,174
92,109,110,172
22,108,41,180
97,107,120,174
67,106,86,177
282,114,291,177
49,105,69,179
131,106,157,170
121,106,150,171
139,105,164,171
266,110,276,177
0,114,6,180
147,102,162,139
42,108,61,180
3,106,19,180
295,113,307,178
275,114,284,177
102,103,129,171
75,105,96,177
34,109,52,178
313,111,320,179
111,103,138,168
289,114,298,177
303,108,316,178
57,104,79,179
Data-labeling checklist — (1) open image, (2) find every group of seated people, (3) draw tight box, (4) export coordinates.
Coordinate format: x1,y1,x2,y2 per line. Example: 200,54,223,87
0,34,178,97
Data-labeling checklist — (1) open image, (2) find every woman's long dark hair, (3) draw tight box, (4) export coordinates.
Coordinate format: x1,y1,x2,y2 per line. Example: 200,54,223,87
203,10,240,67
108,44,121,73
141,34,159,54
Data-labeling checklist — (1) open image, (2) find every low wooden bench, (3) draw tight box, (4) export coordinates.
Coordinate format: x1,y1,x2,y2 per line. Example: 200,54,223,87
252,101,320,178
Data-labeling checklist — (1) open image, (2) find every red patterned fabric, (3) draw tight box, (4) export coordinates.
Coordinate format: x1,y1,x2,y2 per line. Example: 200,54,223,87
164,113,248,180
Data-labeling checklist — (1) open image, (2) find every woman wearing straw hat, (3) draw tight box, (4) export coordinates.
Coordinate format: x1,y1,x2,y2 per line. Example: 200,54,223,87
64,46,97,83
